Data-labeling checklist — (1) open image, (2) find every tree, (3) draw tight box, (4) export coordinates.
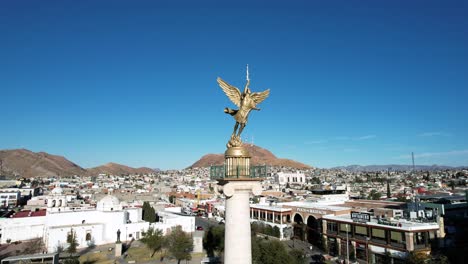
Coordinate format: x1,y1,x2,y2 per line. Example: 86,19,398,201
65,229,79,264
407,251,430,264
386,180,391,198
273,226,280,238
166,226,193,264
368,189,381,200
289,248,306,264
448,181,456,191
382,251,392,264
169,195,176,204
140,227,164,258
203,225,225,257
252,196,260,204
142,202,156,223
66,229,78,256
311,177,321,184
252,238,292,264
429,254,450,264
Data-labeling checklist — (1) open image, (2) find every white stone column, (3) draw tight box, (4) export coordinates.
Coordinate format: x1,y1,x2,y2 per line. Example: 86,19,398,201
223,181,262,264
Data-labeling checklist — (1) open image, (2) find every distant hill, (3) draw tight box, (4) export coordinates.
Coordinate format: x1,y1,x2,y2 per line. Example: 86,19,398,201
0,149,156,178
0,149,86,178
189,144,312,169
87,162,155,176
332,164,466,172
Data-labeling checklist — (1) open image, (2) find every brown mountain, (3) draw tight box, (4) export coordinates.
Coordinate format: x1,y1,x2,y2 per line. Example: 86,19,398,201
190,144,312,169
87,162,155,176
0,149,156,178
0,149,86,178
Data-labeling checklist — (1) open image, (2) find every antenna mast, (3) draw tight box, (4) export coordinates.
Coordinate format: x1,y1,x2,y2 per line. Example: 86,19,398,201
412,152,415,171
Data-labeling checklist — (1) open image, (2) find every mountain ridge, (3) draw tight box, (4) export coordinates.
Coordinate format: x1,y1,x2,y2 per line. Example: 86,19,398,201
0,149,156,177
332,164,467,172
189,144,312,169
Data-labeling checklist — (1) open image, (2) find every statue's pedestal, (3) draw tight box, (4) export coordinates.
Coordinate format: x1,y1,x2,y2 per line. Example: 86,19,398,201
222,180,262,264
219,145,263,264
115,242,123,257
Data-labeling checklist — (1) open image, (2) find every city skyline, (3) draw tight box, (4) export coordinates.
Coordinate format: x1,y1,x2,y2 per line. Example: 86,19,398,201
1,1,468,170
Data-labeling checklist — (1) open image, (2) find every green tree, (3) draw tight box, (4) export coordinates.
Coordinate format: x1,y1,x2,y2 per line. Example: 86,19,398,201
273,226,280,238
65,229,79,264
169,195,176,204
140,227,164,257
166,226,193,264
368,189,381,200
66,229,78,256
203,225,225,257
386,180,391,198
311,177,321,184
382,251,392,264
429,254,450,264
252,196,260,204
142,202,156,223
252,238,292,264
407,251,430,264
290,248,306,264
448,181,456,191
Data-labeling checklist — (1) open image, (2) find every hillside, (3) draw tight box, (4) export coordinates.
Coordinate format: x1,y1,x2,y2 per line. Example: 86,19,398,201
190,144,312,169
332,164,466,172
0,149,86,178
87,162,155,176
0,149,156,178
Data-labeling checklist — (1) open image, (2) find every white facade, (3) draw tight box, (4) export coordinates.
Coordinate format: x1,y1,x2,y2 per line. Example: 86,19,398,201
0,194,195,253
0,191,20,207
274,172,306,185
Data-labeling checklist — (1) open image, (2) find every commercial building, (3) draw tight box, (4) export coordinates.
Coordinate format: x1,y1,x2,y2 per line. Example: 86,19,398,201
249,188,441,263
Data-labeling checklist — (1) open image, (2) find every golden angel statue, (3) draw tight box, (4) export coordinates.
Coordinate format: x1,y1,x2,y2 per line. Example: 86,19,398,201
218,73,270,147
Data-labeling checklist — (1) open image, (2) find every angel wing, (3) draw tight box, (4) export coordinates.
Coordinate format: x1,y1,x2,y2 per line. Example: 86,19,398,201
251,89,270,105
217,77,241,107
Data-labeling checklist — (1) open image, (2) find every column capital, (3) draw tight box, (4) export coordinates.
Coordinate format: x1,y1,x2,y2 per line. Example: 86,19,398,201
222,181,262,197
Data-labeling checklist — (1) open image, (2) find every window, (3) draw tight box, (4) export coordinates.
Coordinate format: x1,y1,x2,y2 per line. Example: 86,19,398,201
371,228,385,239
339,224,350,232
414,232,427,247
390,231,403,243
327,222,338,233
355,225,367,236
85,232,91,241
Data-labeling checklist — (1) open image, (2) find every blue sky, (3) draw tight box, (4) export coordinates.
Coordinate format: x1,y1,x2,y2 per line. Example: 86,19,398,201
1,0,467,169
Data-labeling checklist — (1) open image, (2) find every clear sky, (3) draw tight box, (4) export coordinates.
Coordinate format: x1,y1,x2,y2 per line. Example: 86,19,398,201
1,0,468,169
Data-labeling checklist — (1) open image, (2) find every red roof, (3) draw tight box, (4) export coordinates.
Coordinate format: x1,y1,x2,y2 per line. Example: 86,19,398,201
11,209,46,218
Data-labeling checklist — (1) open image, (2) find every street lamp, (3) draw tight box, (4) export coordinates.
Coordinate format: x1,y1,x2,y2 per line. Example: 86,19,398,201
346,224,349,264
366,236,370,264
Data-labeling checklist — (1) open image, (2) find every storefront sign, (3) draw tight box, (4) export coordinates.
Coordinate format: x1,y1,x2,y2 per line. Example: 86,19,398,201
351,211,371,222
296,207,327,215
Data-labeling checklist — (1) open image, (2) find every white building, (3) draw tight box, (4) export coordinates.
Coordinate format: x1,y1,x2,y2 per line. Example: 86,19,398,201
0,190,20,207
0,187,195,252
274,172,306,186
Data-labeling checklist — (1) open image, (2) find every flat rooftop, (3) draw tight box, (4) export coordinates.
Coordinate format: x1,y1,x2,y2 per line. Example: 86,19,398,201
280,201,351,212
251,204,292,212
323,214,439,232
